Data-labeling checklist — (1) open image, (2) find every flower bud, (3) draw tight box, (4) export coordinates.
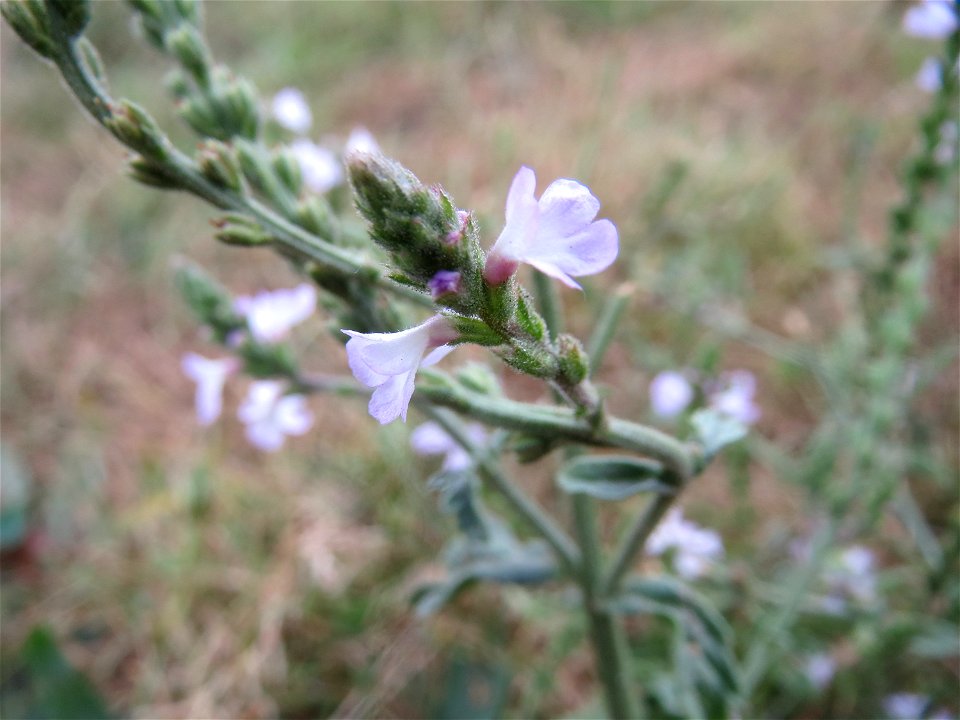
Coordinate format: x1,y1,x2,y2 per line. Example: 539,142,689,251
174,260,246,342
2,1,54,59
197,139,241,191
557,334,590,386
347,152,472,285
235,140,272,195
296,197,338,241
128,156,181,190
212,214,272,247
272,147,303,195
219,74,260,140
105,100,170,160
164,22,211,86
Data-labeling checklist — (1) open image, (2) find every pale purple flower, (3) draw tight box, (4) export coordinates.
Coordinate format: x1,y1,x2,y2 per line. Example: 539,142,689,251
289,138,343,193
234,283,317,344
484,166,619,290
708,370,761,425
181,353,238,425
903,0,958,39
427,270,462,299
884,693,929,720
410,421,488,471
345,126,380,155
647,508,724,579
650,370,695,419
803,653,836,691
935,120,958,164
238,380,313,451
823,544,877,609
343,315,458,424
916,56,944,93
271,88,313,134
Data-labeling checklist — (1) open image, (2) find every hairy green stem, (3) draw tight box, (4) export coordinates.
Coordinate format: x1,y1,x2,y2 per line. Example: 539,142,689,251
601,492,676,597
43,16,433,310
420,373,697,480
572,494,641,720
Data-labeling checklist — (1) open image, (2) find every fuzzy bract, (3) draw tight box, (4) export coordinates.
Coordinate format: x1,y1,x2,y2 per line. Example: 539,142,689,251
484,166,619,290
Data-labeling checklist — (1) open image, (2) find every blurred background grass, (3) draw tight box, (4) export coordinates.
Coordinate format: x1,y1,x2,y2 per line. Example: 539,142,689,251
1,2,957,718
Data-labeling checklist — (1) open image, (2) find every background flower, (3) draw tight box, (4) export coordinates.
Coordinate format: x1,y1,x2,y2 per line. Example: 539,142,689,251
238,380,313,451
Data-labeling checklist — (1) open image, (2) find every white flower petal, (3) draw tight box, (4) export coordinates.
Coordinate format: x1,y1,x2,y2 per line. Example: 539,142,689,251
368,370,417,424
903,0,958,39
345,126,379,155
411,421,458,456
181,353,237,425
271,87,312,134
650,371,695,419
275,395,314,435
290,139,343,193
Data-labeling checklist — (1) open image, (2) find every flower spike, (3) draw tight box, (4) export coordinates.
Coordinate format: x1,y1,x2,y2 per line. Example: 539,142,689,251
343,315,458,424
484,166,619,290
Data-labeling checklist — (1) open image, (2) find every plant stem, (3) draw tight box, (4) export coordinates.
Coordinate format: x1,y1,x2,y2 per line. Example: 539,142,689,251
572,494,641,719
601,492,676,597
587,283,633,374
419,373,697,481
418,404,581,573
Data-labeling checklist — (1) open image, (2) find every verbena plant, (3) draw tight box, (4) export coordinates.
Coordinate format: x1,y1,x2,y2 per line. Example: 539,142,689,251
4,1,957,717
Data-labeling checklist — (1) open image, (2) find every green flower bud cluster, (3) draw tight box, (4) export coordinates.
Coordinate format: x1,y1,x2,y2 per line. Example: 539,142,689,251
348,153,485,313
129,0,260,141
348,153,602,418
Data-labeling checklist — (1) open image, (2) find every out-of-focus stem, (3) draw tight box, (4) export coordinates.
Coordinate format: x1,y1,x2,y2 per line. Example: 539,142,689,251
601,492,676,596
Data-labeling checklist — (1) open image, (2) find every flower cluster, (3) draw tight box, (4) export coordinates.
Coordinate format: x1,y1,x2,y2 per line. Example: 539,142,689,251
902,0,959,93
646,508,724,579
342,164,619,424
649,368,761,425
271,87,379,194
182,283,316,450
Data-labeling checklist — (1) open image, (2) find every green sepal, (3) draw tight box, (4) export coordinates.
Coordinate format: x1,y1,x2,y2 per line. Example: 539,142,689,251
212,214,272,247
557,333,589,385
515,289,547,342
449,315,504,347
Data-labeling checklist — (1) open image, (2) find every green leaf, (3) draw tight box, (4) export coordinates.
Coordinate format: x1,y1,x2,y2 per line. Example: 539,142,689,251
690,409,747,461
413,540,556,617
611,576,740,716
556,455,674,501
3,626,112,720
